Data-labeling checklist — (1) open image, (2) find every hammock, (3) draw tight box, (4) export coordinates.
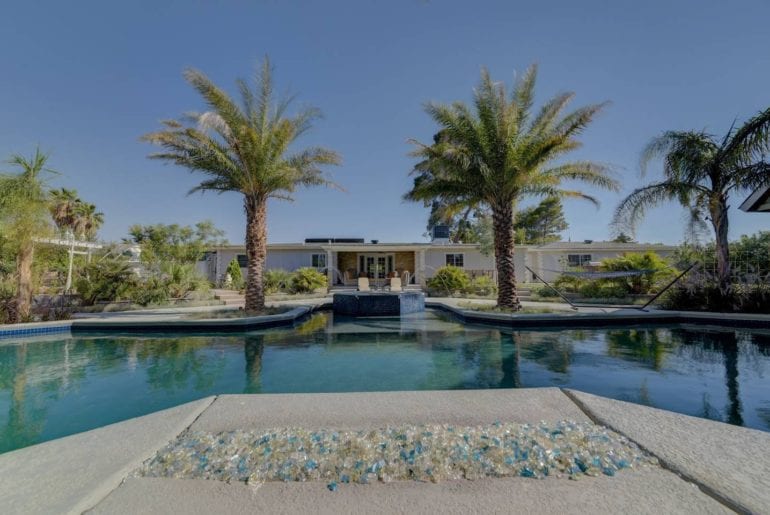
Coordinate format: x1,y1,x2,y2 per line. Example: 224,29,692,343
525,264,698,311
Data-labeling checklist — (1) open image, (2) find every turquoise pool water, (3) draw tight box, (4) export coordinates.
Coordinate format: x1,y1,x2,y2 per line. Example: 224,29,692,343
1,310,769,452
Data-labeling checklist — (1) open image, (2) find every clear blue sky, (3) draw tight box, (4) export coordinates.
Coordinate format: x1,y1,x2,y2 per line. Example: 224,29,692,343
1,0,768,245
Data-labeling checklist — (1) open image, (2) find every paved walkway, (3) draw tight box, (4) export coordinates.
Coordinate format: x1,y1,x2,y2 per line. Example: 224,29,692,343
1,388,767,514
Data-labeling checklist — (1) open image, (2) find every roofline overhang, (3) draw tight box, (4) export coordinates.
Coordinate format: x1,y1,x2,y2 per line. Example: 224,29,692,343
528,244,678,252
739,185,770,212
208,242,678,252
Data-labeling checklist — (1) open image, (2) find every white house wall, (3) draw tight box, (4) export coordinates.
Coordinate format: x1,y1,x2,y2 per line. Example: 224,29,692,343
213,249,240,284
266,249,323,273
207,244,677,286
533,249,677,282
424,248,496,274
209,247,327,283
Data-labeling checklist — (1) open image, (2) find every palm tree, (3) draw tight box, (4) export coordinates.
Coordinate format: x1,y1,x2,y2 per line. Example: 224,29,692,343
405,65,618,309
49,188,78,233
72,202,104,240
0,149,55,321
143,58,341,311
614,108,770,289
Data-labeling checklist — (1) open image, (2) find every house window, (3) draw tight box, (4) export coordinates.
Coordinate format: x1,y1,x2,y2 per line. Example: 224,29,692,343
445,253,464,267
311,253,327,268
567,254,592,267
236,254,248,268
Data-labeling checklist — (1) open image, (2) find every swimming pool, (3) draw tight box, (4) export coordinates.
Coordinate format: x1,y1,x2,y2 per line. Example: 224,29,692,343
1,310,768,452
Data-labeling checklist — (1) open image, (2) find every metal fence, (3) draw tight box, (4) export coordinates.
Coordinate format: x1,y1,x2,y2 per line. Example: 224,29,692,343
688,250,770,281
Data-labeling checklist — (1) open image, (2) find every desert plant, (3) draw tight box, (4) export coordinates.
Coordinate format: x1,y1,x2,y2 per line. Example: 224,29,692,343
290,267,327,294
143,57,340,311
405,65,618,309
75,258,139,306
263,268,291,294
162,262,210,299
427,266,471,296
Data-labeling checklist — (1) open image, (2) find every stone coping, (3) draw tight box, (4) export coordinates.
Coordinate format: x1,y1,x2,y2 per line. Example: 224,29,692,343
567,390,770,514
2,301,768,339
70,306,313,333
0,397,215,515
2,388,766,514
92,469,730,515
427,300,770,329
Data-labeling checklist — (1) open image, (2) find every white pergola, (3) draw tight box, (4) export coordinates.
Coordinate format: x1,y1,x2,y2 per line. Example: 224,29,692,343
34,236,103,292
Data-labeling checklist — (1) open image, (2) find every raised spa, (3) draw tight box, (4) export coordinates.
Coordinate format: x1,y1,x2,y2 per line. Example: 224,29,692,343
332,291,425,316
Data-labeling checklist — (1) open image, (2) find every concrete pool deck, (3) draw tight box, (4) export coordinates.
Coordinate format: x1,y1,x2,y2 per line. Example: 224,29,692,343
1,388,768,514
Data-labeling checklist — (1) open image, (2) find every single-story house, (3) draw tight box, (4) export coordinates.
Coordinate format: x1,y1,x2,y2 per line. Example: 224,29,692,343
200,234,677,288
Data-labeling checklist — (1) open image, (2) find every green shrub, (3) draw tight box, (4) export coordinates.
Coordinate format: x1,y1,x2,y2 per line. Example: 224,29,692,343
427,266,471,296
661,273,770,313
75,258,139,306
531,285,557,299
0,277,16,324
553,274,583,293
552,252,676,299
132,275,170,306
599,252,676,294
290,267,327,293
225,258,244,290
467,275,497,297
578,282,628,299
161,262,210,299
264,268,292,294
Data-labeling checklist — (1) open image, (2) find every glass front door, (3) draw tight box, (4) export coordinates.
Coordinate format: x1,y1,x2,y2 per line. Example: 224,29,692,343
359,254,393,279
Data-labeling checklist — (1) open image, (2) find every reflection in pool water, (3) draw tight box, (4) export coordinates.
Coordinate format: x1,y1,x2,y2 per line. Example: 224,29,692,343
1,310,769,452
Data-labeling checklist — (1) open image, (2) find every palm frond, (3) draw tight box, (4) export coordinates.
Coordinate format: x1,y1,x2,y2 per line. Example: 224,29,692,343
721,106,770,165
613,181,701,231
143,58,339,201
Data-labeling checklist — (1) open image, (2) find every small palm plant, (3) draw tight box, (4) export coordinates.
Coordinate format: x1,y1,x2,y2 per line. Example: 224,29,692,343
613,108,770,289
406,65,618,309
0,149,55,321
143,58,341,311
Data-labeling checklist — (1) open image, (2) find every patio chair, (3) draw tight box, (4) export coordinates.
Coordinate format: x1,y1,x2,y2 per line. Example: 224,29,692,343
358,277,370,291
389,277,402,292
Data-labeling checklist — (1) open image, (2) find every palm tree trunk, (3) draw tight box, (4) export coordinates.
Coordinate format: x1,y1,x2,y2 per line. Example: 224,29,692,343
15,243,34,322
710,199,730,291
244,195,268,312
492,202,521,310
722,333,743,426
244,335,264,393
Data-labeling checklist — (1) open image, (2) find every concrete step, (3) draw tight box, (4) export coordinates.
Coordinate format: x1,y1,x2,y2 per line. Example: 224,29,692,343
212,289,245,305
